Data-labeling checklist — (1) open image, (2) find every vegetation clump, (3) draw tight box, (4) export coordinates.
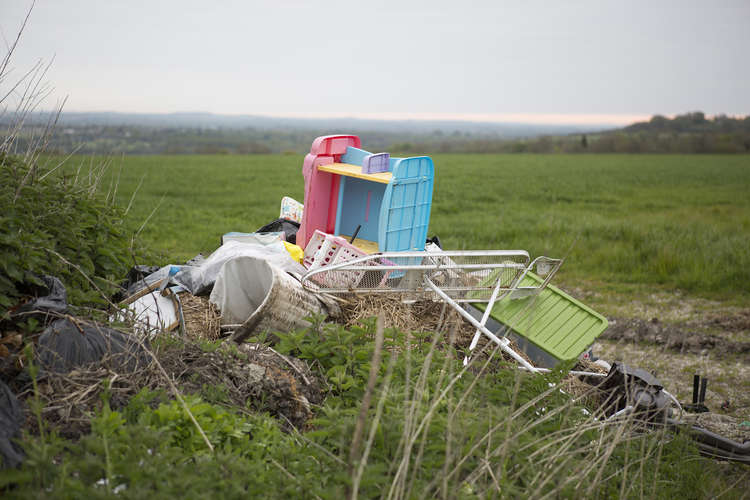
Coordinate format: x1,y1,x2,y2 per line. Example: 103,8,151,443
0,153,140,316
4,319,746,498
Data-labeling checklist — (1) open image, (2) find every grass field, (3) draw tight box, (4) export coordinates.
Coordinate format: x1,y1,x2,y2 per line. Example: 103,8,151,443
15,151,747,496
91,152,750,419
93,153,750,306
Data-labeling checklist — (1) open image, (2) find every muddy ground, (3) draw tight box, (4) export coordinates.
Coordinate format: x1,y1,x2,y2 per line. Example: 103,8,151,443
593,307,750,423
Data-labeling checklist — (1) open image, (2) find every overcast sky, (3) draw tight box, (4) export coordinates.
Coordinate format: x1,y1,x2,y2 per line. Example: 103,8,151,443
1,0,748,125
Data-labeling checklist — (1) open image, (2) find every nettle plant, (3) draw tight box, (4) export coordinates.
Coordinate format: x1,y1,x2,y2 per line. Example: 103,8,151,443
0,153,139,316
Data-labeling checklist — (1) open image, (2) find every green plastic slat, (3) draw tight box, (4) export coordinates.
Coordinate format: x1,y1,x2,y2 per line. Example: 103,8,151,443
474,273,608,362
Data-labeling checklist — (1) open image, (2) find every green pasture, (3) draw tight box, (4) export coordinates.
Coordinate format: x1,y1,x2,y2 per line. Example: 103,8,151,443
87,153,750,302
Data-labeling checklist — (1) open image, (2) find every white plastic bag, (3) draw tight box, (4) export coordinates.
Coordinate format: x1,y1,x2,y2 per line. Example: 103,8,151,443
173,240,307,295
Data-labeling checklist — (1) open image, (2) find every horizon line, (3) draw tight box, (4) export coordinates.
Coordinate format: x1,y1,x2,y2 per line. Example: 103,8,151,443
55,109,662,126
251,111,656,126
53,109,747,126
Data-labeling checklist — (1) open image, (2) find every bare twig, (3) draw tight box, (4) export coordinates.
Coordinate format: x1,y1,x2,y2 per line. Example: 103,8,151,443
348,313,385,498
352,344,398,500
268,346,311,386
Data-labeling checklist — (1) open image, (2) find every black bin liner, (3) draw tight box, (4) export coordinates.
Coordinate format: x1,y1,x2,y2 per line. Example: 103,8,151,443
37,318,150,374
14,275,68,322
0,381,24,469
256,218,300,245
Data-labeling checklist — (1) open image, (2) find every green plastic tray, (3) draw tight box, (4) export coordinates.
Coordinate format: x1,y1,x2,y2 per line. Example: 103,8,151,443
473,272,608,363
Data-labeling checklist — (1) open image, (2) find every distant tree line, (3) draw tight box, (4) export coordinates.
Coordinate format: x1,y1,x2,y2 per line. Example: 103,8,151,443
391,112,750,154
3,111,748,155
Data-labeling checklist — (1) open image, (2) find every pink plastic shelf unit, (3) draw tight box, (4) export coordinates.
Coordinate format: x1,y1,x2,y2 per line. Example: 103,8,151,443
298,135,362,248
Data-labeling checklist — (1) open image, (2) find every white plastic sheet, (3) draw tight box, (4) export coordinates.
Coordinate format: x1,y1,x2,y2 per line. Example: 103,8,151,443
173,240,307,295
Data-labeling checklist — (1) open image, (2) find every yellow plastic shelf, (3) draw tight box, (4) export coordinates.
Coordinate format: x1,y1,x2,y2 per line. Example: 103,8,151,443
338,236,379,254
318,163,392,184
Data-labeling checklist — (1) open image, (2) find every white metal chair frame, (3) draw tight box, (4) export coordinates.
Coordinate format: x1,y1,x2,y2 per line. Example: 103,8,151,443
301,250,571,374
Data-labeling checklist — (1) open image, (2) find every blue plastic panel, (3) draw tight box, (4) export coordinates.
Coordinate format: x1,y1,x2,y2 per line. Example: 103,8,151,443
334,177,386,243
379,156,434,252
340,146,371,166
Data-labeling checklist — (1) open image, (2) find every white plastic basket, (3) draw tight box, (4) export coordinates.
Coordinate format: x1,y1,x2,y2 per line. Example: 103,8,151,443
303,230,391,288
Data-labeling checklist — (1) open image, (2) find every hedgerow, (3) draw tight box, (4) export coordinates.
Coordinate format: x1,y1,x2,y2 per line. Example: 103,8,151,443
0,153,141,316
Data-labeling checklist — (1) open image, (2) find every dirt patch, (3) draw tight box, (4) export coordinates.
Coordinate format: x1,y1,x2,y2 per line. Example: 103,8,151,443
602,317,750,362
699,310,750,333
14,337,322,438
159,341,323,430
683,413,750,444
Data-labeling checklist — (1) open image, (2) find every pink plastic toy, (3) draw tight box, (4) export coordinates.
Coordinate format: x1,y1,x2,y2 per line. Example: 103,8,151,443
299,135,434,254
298,135,361,248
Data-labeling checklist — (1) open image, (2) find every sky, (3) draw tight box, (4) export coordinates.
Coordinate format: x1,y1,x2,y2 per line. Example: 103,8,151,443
1,0,749,126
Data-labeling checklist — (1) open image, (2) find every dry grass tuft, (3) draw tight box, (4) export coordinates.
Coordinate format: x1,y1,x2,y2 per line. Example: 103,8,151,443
180,293,222,341
338,294,475,345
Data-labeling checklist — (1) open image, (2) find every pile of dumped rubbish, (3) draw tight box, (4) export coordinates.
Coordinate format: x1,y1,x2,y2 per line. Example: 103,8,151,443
1,134,748,468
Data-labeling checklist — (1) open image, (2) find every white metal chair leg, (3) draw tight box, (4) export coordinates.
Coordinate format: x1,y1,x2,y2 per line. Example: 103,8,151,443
424,278,540,373
460,256,563,366
463,273,510,366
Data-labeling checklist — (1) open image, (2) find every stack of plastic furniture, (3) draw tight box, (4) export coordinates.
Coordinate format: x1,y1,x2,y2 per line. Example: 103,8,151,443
297,135,434,255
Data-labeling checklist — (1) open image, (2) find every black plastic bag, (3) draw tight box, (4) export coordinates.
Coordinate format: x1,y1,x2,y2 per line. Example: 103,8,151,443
13,275,68,321
426,235,442,249
256,218,300,245
37,318,150,374
0,380,24,469
113,265,162,301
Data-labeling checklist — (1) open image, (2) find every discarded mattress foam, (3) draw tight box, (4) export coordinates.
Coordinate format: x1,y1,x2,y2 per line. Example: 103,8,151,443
174,240,308,295
210,255,335,343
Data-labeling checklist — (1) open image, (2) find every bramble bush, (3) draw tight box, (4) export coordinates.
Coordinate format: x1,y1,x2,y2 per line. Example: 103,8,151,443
0,152,149,317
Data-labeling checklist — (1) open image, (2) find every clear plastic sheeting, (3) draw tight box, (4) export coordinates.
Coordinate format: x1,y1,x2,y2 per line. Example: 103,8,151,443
173,240,308,296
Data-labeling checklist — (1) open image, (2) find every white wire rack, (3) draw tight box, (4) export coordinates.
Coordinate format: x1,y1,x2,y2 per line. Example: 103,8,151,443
303,250,536,299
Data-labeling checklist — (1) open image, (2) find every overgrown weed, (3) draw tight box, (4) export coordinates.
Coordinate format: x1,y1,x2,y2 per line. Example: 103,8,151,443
6,320,745,498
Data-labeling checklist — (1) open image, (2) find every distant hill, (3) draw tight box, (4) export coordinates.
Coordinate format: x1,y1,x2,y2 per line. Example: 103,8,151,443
580,112,750,153
426,112,750,154
46,111,599,137
622,112,750,135
2,111,748,154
